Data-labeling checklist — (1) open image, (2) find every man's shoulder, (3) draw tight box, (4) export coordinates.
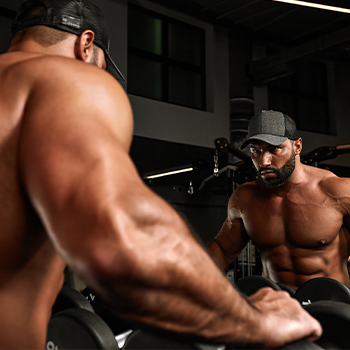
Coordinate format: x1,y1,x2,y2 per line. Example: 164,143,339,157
309,165,350,197
10,54,127,112
228,181,258,209
3,53,117,90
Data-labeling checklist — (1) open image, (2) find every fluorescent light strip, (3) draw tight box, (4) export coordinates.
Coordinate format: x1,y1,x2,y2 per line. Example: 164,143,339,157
271,0,350,14
145,167,194,179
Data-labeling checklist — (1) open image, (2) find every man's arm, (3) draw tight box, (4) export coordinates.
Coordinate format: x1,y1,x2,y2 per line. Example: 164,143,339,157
19,57,321,346
331,177,350,256
207,189,250,270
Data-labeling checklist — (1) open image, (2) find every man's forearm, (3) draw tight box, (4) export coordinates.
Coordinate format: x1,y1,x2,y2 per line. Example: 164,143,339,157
87,229,259,345
64,189,255,344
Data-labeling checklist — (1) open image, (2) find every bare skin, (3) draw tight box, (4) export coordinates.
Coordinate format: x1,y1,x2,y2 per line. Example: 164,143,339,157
0,26,321,349
208,139,350,290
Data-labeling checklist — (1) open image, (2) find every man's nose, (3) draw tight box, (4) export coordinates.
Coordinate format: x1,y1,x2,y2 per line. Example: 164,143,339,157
259,152,272,168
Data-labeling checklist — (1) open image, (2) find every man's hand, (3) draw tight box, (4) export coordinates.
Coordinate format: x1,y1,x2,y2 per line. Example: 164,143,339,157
247,287,322,348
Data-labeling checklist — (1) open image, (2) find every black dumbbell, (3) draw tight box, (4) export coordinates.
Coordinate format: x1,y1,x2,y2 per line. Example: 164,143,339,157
124,328,223,350
304,300,350,349
277,282,296,297
46,285,326,350
124,328,324,350
82,287,136,336
47,286,131,349
234,275,282,296
294,277,350,305
47,308,120,349
51,285,95,315
49,287,223,350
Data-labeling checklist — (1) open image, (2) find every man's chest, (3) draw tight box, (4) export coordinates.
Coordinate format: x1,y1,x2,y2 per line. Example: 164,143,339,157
241,192,344,249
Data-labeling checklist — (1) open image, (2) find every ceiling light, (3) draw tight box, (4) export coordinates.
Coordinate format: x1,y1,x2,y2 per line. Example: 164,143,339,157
270,0,350,14
144,167,194,179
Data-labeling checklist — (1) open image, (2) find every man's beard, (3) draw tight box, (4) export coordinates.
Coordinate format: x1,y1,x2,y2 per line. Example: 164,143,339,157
256,148,296,188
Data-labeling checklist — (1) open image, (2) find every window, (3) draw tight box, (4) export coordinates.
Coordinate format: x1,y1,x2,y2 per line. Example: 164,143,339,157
268,62,330,134
127,4,206,110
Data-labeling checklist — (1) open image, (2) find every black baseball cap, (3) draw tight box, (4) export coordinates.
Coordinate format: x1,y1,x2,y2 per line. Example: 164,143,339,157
240,110,299,149
12,0,126,84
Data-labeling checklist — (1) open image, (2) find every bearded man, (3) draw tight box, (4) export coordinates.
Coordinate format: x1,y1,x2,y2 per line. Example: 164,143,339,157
207,110,350,290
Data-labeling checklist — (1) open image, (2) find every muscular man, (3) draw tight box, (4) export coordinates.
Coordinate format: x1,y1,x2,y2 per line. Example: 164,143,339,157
0,1,321,348
208,110,350,290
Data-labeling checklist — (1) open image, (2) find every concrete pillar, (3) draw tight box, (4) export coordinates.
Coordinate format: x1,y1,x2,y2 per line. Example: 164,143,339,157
228,26,255,162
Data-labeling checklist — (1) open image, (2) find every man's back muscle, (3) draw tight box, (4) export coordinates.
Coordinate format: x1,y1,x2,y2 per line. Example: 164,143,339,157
0,52,86,348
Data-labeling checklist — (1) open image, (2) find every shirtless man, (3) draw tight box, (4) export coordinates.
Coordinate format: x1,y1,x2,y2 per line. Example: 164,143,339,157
0,1,321,348
207,110,350,290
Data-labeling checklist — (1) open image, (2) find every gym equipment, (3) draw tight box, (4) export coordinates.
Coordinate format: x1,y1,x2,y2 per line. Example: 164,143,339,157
124,329,203,349
300,145,350,167
48,287,134,349
235,275,281,297
82,287,135,335
46,284,329,350
50,283,350,350
294,277,350,305
52,286,95,315
48,286,134,349
304,300,350,349
123,329,323,350
47,308,119,349
276,282,296,297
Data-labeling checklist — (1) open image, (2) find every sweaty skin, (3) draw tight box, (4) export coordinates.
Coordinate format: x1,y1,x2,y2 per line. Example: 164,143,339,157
0,27,321,349
208,139,350,290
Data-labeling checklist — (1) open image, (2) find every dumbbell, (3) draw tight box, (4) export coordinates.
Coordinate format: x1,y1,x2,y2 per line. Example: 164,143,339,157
124,329,225,350
123,328,323,350
49,283,343,350
276,282,296,297
48,287,226,350
303,300,350,349
294,277,350,305
234,275,282,296
82,287,135,336
47,286,132,349
51,285,95,315
47,308,120,349
234,275,296,297
234,276,350,349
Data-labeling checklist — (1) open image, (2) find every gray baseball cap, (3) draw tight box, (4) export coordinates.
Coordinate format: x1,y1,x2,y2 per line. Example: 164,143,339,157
240,110,299,149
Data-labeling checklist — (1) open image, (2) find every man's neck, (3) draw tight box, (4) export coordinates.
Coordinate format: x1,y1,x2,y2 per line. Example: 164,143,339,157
7,37,76,60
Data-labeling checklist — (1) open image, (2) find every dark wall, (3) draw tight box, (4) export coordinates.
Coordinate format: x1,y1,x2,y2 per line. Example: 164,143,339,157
130,136,231,244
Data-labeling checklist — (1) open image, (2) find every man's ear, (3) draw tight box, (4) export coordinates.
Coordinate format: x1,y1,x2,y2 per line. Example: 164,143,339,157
294,138,302,156
76,30,95,62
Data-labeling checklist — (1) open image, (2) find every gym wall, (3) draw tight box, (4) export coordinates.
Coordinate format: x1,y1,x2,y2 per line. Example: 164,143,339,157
2,0,350,166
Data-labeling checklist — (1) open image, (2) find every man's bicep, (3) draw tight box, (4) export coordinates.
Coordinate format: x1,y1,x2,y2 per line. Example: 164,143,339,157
208,216,250,270
217,216,250,256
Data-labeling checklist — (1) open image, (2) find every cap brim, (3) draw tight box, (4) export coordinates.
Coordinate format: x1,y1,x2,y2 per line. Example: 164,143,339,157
104,50,127,86
240,134,288,150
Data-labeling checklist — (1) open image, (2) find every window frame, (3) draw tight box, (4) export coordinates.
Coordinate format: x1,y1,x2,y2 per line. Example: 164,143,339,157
127,2,207,111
